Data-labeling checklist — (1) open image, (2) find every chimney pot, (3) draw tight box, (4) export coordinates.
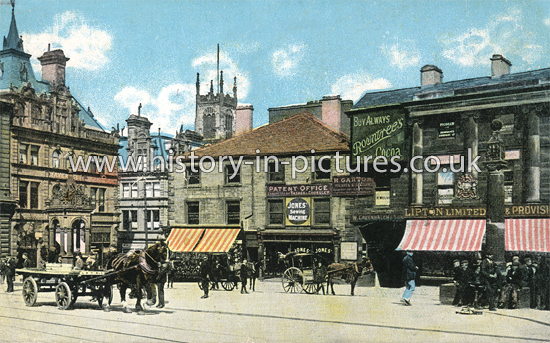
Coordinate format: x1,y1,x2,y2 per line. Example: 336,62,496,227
235,104,254,136
490,54,512,77
420,65,443,86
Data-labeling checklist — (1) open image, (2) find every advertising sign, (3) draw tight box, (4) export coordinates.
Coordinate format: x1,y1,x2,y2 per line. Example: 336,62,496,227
351,108,406,161
286,197,311,226
332,176,375,196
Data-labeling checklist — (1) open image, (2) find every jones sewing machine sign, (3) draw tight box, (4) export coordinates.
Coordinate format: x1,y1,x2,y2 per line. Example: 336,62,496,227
350,108,406,162
286,197,311,226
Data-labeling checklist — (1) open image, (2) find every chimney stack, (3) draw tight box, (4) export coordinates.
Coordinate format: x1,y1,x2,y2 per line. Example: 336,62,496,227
321,95,344,133
420,65,443,86
235,104,254,136
38,49,69,88
491,54,511,77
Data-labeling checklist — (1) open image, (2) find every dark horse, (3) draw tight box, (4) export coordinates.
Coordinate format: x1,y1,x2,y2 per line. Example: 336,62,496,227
104,241,167,312
327,258,374,296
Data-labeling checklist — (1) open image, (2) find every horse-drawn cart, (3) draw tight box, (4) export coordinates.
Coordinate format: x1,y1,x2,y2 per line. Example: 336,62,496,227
281,252,326,294
16,263,114,310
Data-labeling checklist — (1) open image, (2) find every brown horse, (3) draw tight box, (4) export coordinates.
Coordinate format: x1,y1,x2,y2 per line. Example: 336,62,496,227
104,241,167,312
326,258,374,296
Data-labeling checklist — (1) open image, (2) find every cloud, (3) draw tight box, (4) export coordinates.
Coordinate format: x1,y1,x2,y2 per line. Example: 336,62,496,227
545,18,550,26
114,84,196,133
23,11,112,72
441,8,543,67
331,73,392,102
272,44,306,77
192,51,250,100
382,43,421,69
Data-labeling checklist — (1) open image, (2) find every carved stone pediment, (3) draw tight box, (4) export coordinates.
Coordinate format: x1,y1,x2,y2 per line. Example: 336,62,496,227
48,177,93,210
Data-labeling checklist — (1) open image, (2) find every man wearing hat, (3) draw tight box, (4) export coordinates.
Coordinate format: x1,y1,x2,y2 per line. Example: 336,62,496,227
199,256,211,299
401,251,418,306
499,260,523,309
5,256,16,292
453,259,472,307
481,253,498,311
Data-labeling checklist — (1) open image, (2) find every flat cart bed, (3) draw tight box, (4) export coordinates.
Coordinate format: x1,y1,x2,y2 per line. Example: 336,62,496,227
16,265,114,310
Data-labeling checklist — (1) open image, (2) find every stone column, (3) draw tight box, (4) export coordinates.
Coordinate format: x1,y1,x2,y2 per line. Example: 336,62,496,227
524,109,540,203
85,219,91,255
411,120,423,205
464,113,479,178
484,120,507,263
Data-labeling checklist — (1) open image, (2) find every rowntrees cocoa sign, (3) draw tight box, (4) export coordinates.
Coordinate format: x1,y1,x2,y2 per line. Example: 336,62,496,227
350,108,407,161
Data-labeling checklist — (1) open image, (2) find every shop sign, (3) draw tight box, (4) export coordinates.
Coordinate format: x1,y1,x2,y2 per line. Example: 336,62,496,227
267,184,331,197
350,108,406,161
286,197,311,226
404,207,486,218
351,212,402,221
505,204,549,217
332,176,375,197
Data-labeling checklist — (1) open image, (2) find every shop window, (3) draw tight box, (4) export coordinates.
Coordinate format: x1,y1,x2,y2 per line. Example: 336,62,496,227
268,199,284,225
19,143,28,164
268,162,285,182
313,158,331,181
30,182,39,209
19,181,28,208
375,177,391,207
226,200,240,224
225,165,241,184
187,201,200,224
187,168,201,185
437,168,454,205
313,198,330,225
52,150,60,168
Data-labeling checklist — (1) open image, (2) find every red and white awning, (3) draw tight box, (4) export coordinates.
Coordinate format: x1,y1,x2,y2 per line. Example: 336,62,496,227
397,220,486,251
167,228,204,252
193,228,241,253
505,219,550,252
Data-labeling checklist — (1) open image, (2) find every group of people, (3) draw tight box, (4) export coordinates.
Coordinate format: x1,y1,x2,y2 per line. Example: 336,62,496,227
0,256,17,292
199,256,262,299
452,254,550,310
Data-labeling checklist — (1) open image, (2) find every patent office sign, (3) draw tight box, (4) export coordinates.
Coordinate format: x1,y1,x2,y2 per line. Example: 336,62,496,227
350,108,406,161
286,197,311,226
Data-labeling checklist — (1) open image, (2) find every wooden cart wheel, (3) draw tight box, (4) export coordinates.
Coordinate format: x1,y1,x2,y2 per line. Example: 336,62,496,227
302,281,320,294
22,277,38,307
221,281,235,291
282,267,303,293
55,282,72,310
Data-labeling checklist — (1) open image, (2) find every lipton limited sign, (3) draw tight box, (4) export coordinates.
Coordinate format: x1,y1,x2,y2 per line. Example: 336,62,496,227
351,108,406,161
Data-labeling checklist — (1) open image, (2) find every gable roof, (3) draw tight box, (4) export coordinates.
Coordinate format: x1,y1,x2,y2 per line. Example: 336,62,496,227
353,67,550,110
190,112,349,158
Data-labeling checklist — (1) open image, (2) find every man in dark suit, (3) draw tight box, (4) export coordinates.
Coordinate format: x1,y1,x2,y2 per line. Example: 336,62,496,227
199,256,211,299
240,260,249,294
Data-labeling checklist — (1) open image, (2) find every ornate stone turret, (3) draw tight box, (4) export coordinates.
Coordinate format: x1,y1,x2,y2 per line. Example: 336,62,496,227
3,2,23,52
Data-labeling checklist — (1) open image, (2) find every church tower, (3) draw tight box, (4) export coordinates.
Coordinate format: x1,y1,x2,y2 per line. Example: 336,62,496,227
194,46,238,143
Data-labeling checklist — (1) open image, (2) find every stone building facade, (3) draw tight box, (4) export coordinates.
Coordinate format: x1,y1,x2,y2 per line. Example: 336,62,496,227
0,6,119,266
347,55,550,286
169,112,365,273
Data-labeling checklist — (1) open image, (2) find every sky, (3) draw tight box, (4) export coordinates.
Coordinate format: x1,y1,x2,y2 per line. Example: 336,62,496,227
2,0,550,135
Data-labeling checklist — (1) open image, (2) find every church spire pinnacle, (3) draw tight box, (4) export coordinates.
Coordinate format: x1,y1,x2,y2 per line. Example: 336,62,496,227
3,0,24,51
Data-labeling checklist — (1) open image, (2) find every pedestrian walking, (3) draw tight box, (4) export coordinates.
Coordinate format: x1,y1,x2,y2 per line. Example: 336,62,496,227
5,256,16,292
401,251,418,306
156,261,169,308
0,257,6,285
315,262,327,295
453,259,472,307
250,260,261,292
240,260,249,294
199,256,211,299
481,253,498,311
167,260,175,288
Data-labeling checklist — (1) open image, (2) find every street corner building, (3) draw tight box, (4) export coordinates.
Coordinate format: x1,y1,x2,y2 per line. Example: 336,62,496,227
347,56,550,287
0,6,120,267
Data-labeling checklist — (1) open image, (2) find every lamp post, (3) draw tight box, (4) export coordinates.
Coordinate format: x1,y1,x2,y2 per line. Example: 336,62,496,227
484,119,507,263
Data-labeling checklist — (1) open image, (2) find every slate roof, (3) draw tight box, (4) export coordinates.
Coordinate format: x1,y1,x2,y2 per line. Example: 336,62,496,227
353,68,550,110
118,132,174,165
189,112,350,158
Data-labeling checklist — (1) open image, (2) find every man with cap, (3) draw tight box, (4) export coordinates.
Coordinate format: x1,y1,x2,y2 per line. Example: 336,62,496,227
401,251,418,306
453,259,472,307
199,256,211,299
5,256,16,292
481,253,498,311
499,260,523,309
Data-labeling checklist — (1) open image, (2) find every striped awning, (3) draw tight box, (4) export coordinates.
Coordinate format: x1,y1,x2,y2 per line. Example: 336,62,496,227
167,228,204,252
397,219,486,251
193,228,241,253
506,219,550,252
